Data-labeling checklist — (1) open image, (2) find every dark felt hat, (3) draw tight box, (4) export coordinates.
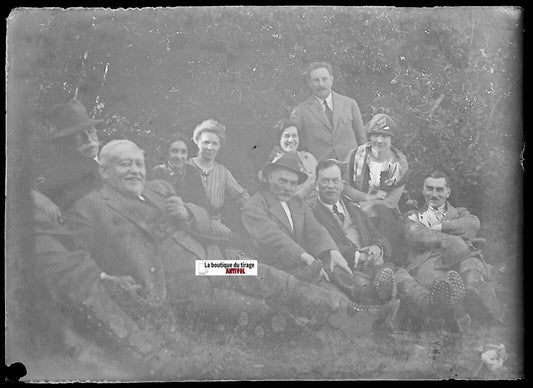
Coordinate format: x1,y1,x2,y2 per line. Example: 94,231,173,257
365,113,398,138
261,151,308,185
47,98,104,139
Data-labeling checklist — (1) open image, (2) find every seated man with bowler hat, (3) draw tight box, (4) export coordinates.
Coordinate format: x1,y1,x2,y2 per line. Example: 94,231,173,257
31,98,103,223
404,170,505,325
242,152,400,335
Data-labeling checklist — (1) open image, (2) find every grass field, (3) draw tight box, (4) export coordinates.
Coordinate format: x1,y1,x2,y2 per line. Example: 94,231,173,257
10,262,523,382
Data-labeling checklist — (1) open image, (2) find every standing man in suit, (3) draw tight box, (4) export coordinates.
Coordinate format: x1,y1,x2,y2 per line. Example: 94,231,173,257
290,61,367,162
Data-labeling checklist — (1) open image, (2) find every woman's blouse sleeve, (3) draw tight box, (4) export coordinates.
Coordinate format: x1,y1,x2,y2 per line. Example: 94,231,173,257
295,151,318,199
224,166,251,207
378,184,405,209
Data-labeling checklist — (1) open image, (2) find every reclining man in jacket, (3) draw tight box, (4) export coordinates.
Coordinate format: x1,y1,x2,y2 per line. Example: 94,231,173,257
403,170,504,325
312,160,470,333
65,139,385,349
242,152,400,335
31,207,197,379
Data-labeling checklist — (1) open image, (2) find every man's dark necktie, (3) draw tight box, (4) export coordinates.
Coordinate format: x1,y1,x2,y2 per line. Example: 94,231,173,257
332,204,345,223
323,100,334,127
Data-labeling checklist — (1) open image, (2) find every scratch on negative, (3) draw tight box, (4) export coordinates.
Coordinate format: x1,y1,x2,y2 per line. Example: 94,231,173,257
521,142,525,172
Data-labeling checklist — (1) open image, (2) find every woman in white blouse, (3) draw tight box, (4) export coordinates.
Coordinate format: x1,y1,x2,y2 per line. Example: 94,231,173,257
344,113,409,264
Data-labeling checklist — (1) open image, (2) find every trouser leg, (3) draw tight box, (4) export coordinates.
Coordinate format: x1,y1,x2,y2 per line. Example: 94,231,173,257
395,267,471,334
220,263,349,325
459,257,503,323
414,253,501,323
171,263,346,328
325,266,375,303
273,266,400,336
169,262,400,335
414,257,448,289
395,267,432,315
323,257,396,304
368,204,407,266
79,278,205,380
166,268,279,332
459,256,490,284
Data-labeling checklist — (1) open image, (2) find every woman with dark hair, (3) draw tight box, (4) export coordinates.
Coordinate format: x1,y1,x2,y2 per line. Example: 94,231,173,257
152,133,191,182
32,98,103,223
344,113,409,264
150,132,212,212
260,118,318,207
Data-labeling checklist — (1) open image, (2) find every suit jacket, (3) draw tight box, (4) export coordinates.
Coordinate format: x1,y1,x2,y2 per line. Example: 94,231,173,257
38,154,101,211
403,202,481,272
67,180,222,306
31,209,173,365
312,198,392,267
290,91,366,161
241,188,337,271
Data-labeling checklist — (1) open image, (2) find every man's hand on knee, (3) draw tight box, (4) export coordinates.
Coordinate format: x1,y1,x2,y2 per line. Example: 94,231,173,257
329,250,353,275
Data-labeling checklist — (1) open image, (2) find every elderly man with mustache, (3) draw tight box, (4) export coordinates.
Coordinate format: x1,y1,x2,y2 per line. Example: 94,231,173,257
242,152,400,335
65,139,400,355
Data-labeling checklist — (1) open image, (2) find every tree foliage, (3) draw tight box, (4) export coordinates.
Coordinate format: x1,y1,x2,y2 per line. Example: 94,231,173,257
7,6,522,262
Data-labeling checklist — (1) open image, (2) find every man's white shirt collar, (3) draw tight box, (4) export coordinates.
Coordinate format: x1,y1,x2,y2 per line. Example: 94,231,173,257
412,202,446,227
280,201,294,231
319,197,344,215
428,203,446,212
316,93,333,110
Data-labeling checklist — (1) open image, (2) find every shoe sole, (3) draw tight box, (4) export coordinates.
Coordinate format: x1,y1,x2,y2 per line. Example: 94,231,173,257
446,271,466,304
375,268,397,302
429,278,454,310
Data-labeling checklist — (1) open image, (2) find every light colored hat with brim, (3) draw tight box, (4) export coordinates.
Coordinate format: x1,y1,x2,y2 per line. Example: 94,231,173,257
261,151,308,185
48,98,104,139
365,113,398,138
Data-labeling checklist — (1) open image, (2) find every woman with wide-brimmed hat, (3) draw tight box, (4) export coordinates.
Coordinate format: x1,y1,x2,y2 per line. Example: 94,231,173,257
343,113,409,264
31,98,103,223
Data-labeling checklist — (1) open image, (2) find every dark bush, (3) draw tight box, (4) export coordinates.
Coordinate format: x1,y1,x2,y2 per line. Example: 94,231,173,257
7,6,522,263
